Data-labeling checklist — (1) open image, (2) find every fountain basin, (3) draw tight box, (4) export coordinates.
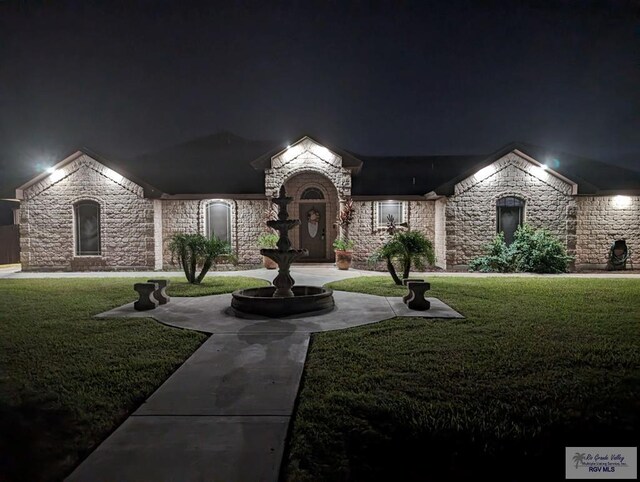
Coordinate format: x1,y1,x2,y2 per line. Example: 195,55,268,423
231,285,334,318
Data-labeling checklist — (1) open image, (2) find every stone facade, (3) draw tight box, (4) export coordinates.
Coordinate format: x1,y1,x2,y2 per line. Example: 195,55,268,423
445,152,576,269
284,171,339,260
15,144,639,272
160,199,268,269
350,200,438,268
19,154,154,271
265,137,351,198
575,196,640,268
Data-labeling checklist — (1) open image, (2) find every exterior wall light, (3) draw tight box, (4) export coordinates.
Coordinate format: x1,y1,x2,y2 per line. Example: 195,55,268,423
613,195,632,209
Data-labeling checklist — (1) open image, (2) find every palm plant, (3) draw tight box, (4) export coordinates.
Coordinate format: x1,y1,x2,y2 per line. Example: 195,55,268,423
370,231,435,285
572,453,586,469
169,233,235,284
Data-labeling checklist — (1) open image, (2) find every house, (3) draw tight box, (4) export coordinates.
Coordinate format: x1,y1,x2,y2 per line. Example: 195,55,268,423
14,132,640,271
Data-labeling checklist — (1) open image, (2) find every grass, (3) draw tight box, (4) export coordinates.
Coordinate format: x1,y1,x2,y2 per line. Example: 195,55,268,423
284,276,640,481
0,275,268,482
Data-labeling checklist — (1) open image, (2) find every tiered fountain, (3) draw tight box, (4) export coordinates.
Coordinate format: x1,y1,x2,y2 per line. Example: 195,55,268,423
230,186,335,317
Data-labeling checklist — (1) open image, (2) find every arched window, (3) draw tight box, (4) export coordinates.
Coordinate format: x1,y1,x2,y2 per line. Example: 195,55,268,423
301,187,324,200
75,201,101,256
496,196,524,245
206,202,231,244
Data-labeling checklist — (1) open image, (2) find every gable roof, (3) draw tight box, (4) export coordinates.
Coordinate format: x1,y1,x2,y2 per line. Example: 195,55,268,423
249,134,363,172
430,142,640,195
14,133,640,199
15,149,162,200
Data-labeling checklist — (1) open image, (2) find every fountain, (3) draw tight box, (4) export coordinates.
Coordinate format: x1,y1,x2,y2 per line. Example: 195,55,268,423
230,186,335,317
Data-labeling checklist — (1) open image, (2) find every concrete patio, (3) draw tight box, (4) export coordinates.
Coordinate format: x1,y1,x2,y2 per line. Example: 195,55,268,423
66,270,462,482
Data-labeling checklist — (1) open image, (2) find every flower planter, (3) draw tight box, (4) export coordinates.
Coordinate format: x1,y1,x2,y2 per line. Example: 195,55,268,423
263,255,278,270
335,250,353,270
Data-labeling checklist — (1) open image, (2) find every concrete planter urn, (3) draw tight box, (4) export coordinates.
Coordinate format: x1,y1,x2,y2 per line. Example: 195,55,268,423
335,250,353,270
258,233,279,269
262,255,278,270
333,237,355,270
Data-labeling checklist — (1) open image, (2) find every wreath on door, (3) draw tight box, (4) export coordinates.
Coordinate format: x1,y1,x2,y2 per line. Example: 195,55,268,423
307,207,320,238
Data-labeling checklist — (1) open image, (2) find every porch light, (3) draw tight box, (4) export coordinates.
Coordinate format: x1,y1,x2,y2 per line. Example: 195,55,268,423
613,195,632,209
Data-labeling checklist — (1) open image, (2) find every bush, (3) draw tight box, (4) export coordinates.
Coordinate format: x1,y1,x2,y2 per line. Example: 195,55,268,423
511,224,573,273
257,233,278,249
469,224,573,273
169,233,236,284
370,231,435,285
468,233,513,273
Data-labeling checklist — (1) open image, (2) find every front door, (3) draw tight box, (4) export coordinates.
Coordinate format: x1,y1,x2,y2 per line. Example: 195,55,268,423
299,203,326,260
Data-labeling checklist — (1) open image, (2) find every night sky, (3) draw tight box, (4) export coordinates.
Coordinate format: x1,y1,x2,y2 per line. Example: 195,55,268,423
1,0,639,222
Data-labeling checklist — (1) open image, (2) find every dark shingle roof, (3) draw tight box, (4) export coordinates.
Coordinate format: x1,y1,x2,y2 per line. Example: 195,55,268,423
121,133,639,196
350,155,485,196
128,131,276,195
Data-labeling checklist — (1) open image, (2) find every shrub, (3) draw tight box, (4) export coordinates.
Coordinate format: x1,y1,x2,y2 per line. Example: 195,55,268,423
468,233,514,273
370,231,435,285
169,233,236,284
257,233,278,249
511,224,573,273
469,224,573,273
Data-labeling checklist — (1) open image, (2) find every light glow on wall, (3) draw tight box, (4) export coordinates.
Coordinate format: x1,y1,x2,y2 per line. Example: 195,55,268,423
531,165,548,178
613,195,632,209
475,165,495,181
104,167,124,184
46,166,56,173
313,145,332,160
48,168,65,183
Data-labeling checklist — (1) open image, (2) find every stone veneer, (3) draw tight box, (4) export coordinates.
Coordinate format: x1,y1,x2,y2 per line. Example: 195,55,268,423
20,154,154,270
264,137,351,198
575,196,640,268
284,171,339,261
16,146,639,272
161,199,268,269
446,152,576,269
350,200,438,269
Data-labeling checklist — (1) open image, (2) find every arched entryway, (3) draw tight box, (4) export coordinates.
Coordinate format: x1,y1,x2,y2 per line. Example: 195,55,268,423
284,172,339,262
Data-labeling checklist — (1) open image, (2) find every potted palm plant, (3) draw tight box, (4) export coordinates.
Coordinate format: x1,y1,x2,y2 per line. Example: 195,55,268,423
257,232,278,269
333,237,355,270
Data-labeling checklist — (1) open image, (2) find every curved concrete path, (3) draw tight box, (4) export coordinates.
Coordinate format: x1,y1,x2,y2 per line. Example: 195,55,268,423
67,274,462,482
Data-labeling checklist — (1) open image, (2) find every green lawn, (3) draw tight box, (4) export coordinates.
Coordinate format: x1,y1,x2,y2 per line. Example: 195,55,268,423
284,276,640,481
0,276,268,482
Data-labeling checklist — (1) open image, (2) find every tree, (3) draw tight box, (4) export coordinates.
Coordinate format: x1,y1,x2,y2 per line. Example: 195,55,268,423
169,233,235,284
370,231,436,285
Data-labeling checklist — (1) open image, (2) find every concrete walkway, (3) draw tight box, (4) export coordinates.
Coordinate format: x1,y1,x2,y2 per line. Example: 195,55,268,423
67,280,462,481
3,264,640,280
